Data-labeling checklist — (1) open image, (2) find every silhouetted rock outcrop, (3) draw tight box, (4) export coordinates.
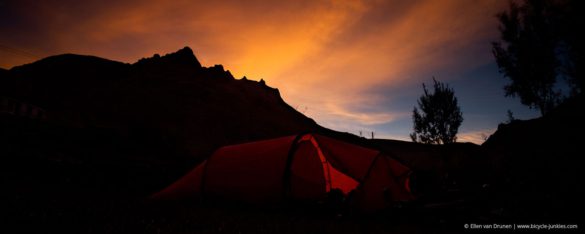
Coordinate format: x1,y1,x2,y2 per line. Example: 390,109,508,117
482,95,584,222
135,46,202,68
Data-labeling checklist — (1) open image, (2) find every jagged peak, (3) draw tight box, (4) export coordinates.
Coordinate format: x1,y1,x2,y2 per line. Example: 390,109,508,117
175,46,194,55
204,64,235,80
134,46,202,68
162,46,201,67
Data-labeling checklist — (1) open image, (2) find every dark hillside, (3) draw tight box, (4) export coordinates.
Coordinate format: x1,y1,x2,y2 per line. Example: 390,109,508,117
1,47,320,166
482,95,585,222
0,47,324,232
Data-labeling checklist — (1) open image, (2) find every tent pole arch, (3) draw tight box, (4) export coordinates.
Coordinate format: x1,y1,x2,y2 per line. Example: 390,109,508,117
379,151,414,195
307,135,333,193
281,133,309,199
282,132,339,198
311,136,362,182
347,153,414,206
349,153,383,193
283,133,354,199
300,134,333,193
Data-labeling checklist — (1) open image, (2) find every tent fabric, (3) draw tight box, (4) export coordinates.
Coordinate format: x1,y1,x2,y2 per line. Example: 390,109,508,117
152,133,414,211
204,135,295,203
313,134,379,180
289,140,326,200
351,156,413,210
293,134,360,195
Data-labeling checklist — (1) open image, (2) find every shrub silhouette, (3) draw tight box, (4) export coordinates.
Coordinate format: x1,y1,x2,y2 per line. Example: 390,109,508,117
410,78,463,144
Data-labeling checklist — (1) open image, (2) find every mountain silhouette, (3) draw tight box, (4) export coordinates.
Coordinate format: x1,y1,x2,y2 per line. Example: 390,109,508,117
0,47,342,214
1,47,322,162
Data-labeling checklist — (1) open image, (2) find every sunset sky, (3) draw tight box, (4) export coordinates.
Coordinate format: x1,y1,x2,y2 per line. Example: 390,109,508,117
0,0,540,143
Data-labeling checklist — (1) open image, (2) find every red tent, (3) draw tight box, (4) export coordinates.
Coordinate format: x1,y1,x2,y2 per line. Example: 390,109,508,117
152,133,414,211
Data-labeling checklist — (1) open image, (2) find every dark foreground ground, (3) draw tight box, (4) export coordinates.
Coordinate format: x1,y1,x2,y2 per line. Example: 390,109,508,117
2,112,583,233
0,155,504,234
3,156,579,234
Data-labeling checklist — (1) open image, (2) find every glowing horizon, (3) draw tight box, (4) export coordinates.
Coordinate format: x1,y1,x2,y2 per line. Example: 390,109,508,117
0,0,540,143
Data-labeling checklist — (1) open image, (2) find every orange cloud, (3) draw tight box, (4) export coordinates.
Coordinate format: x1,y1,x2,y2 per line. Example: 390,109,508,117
1,0,508,140
267,0,507,134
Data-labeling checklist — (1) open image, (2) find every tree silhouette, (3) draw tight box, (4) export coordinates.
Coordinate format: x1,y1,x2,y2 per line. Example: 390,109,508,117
555,0,585,94
410,78,463,144
492,0,584,116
